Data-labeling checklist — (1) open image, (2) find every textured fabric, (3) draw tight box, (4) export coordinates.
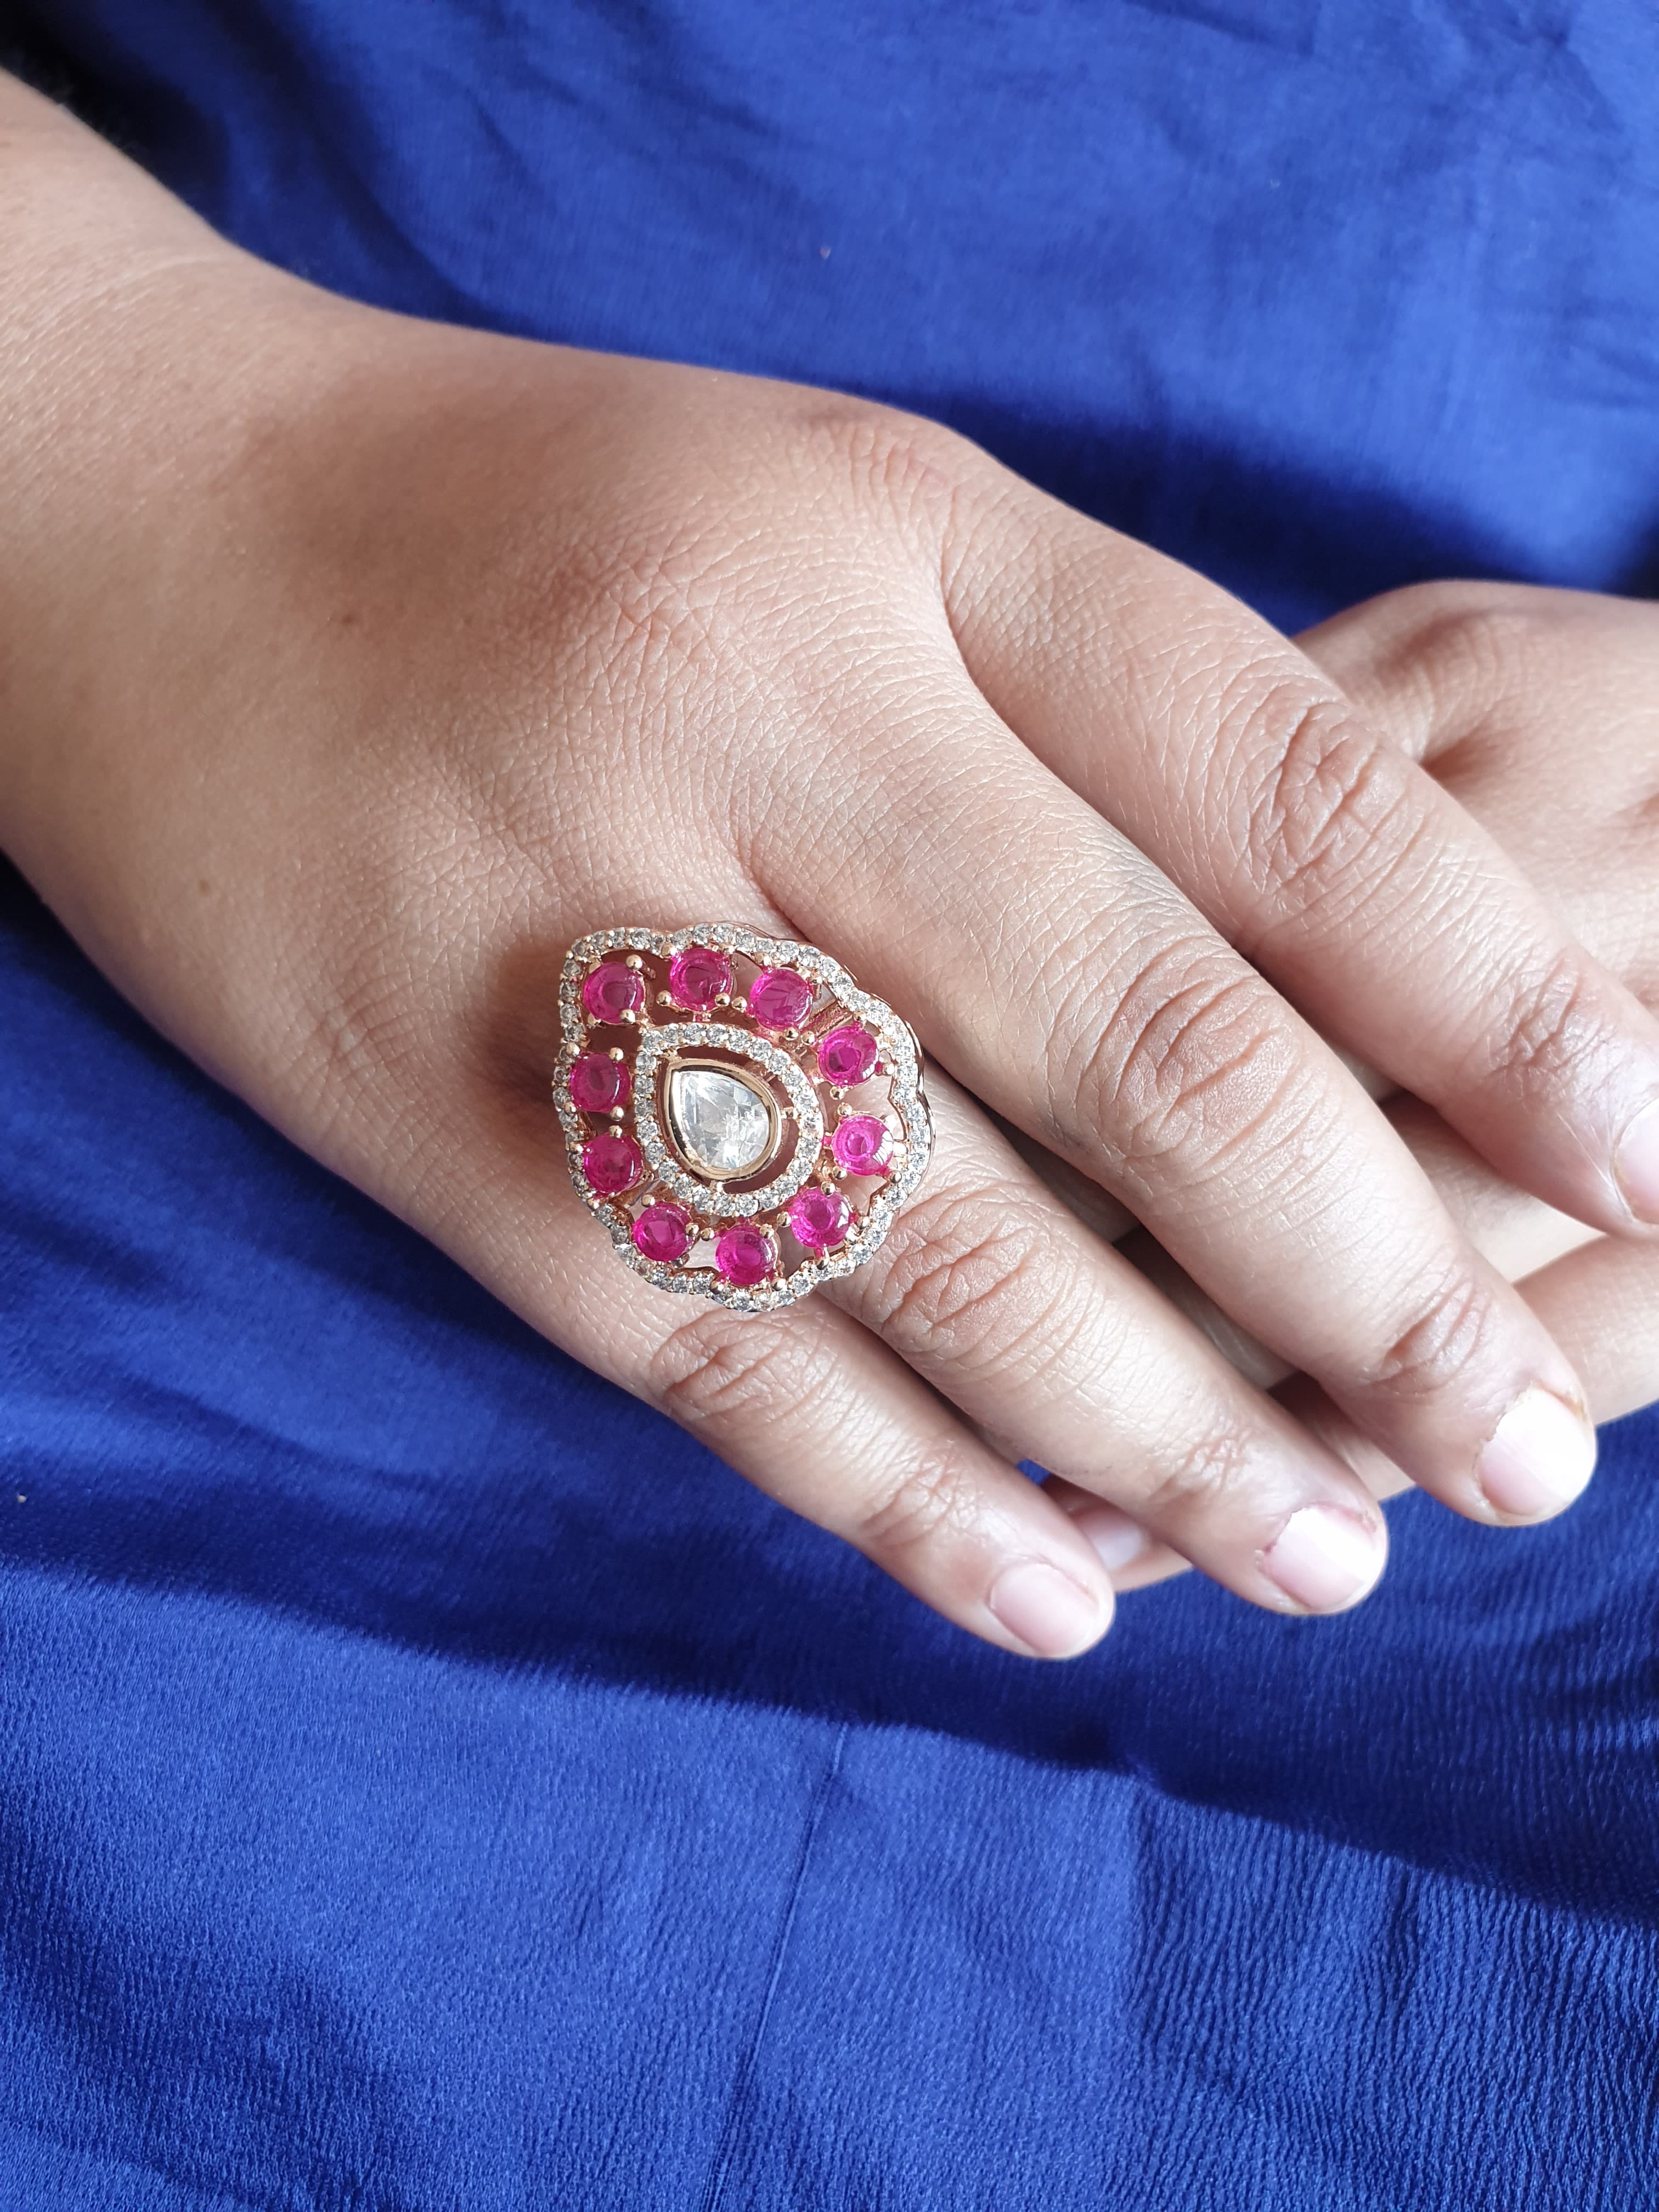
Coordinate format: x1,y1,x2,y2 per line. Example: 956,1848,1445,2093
4,3,1659,2204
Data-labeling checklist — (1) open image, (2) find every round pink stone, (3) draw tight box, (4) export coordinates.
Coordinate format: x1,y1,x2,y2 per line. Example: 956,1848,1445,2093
831,1115,894,1177
582,960,645,1023
582,1132,644,1195
568,1052,631,1114
632,1201,691,1265
748,968,814,1031
668,945,732,1011
816,1023,879,1088
788,1186,852,1251
715,1223,776,1286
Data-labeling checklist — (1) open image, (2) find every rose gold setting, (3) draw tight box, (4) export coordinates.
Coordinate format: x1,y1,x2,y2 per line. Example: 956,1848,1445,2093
555,924,932,1311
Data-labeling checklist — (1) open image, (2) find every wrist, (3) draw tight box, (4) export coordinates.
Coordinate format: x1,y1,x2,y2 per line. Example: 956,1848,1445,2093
0,77,358,886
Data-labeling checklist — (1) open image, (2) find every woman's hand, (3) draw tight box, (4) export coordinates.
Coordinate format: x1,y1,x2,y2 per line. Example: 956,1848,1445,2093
1059,584,1659,1589
5,81,1657,1654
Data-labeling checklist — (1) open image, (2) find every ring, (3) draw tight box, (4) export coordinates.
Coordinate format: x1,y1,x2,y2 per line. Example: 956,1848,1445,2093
555,924,933,1311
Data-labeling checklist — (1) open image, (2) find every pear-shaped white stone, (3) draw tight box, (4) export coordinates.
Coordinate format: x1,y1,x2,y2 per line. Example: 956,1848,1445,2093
664,1063,776,1180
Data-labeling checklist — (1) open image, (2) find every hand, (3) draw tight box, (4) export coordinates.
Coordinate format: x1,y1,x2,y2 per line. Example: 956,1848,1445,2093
1055,583,1659,1589
5,83,1658,1657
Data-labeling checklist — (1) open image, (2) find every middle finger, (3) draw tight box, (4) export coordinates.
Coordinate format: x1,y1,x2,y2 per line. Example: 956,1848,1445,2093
825,1069,1391,1614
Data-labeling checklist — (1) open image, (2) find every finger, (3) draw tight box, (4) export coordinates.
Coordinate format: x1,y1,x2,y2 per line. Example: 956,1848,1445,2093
825,1071,1390,1614
1035,1090,1611,1594
1516,1233,1659,1427
634,1293,1118,1659
1053,1234,1659,1596
763,647,1596,1527
1283,1227,1659,1508
1039,1487,1189,1595
1297,584,1659,784
411,1085,1123,1662
1111,1092,1601,1398
983,1092,1597,1367
945,483,1659,1239
1299,583,1659,995
1374,1092,1599,1284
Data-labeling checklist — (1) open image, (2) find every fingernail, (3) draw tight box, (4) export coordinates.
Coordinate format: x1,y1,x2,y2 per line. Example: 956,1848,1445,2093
986,1560,1110,1657
1614,1099,1659,1224
1476,1386,1596,1521
1261,1505,1385,1613
1070,1503,1152,1574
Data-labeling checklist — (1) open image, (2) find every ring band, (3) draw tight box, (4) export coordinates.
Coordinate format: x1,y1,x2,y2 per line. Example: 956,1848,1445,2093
556,924,933,1310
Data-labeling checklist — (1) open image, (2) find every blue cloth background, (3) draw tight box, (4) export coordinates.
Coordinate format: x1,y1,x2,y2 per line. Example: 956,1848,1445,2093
3,4,1659,2204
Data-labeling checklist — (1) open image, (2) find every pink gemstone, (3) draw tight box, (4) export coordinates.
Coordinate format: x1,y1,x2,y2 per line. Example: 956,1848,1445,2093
668,945,732,1011
748,968,814,1030
583,1132,644,1195
582,961,645,1023
715,1223,776,1286
788,1186,852,1251
633,1201,691,1265
831,1115,894,1177
568,1052,631,1114
816,1023,879,1088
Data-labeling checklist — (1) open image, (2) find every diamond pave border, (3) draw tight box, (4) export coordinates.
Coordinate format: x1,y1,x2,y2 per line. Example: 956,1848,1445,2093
635,1025,824,1219
555,923,933,1312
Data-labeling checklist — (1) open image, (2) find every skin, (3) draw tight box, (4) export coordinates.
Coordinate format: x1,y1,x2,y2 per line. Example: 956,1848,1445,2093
1058,584,1659,1588
3,76,1657,1657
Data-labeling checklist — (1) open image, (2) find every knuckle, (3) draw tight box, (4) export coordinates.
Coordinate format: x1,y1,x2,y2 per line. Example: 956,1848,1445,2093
1058,943,1308,1180
788,398,980,547
803,397,972,493
1413,594,1558,702
864,1189,1067,1378
1482,949,1606,1097
647,1308,820,1437
306,960,407,1084
1235,682,1415,927
1369,1267,1502,1404
1363,593,1572,774
1134,1423,1257,1526
854,1442,985,1559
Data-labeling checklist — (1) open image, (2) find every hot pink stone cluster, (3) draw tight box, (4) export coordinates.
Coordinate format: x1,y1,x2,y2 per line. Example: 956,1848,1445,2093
569,940,915,1294
573,1070,639,1198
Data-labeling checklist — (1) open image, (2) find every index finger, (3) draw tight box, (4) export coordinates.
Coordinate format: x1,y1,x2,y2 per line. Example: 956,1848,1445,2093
946,473,1659,1238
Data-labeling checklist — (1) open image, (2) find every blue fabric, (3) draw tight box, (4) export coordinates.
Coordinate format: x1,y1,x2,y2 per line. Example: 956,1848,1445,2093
3,3,1659,2204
